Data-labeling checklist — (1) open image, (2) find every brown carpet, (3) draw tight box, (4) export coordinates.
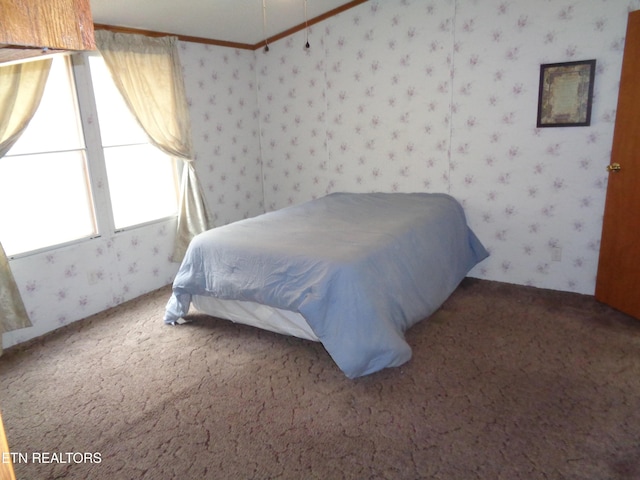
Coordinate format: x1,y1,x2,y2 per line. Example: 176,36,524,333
1,278,639,480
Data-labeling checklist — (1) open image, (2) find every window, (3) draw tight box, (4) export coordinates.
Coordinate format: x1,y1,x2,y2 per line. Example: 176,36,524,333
88,55,179,230
0,57,96,255
0,54,179,257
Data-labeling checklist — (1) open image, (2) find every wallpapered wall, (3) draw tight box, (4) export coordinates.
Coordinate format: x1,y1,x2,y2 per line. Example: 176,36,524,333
255,0,640,294
179,45,264,225
4,0,639,349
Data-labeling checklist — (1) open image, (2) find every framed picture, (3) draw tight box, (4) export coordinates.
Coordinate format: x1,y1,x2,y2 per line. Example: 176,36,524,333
536,59,596,127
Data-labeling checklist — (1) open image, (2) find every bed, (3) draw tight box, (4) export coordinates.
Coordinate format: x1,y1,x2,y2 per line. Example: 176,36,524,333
164,192,488,378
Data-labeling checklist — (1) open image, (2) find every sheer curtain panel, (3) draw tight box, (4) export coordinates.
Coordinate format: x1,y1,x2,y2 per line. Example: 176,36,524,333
0,59,51,353
95,31,212,260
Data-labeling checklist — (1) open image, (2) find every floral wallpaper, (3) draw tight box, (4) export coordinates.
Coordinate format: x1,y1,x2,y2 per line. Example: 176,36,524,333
449,0,638,293
5,0,640,350
256,0,640,294
179,44,264,225
6,223,178,345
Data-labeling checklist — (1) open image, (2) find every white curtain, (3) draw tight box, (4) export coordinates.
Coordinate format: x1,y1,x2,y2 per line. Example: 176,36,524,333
95,30,212,260
0,59,52,355
0,60,52,156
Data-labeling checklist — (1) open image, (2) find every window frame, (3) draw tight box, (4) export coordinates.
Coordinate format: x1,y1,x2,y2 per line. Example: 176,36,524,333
2,52,181,260
73,52,117,238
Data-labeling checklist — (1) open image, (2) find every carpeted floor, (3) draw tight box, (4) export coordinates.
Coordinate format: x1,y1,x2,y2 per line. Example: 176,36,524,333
1,278,639,480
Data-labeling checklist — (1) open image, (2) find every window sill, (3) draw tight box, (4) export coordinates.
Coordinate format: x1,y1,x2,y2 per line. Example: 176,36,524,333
7,215,177,260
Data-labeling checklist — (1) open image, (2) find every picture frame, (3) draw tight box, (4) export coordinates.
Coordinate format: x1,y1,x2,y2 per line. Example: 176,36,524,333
536,59,596,127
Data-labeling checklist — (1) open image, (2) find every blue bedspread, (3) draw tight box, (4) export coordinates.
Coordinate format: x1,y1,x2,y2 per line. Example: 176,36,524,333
165,192,488,378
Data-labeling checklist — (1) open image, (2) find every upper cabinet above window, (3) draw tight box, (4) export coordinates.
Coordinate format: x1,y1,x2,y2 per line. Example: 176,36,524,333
0,0,96,64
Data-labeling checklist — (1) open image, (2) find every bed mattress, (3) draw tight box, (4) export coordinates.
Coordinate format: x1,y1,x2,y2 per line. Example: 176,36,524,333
192,294,319,342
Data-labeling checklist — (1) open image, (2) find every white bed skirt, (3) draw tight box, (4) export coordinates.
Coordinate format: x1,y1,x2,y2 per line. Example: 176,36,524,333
192,295,319,342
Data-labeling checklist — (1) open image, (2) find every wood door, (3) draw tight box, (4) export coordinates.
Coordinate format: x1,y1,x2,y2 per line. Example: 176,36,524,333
595,10,640,319
0,409,16,480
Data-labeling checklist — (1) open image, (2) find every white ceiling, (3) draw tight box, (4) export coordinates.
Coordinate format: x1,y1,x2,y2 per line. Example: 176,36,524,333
89,0,359,47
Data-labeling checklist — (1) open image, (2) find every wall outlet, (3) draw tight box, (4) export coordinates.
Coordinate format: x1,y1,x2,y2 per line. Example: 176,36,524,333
551,246,562,262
